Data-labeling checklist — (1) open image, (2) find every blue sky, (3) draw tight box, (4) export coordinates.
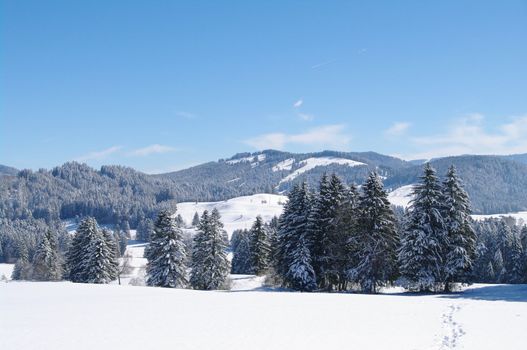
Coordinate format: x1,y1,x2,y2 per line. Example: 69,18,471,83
2,1,526,173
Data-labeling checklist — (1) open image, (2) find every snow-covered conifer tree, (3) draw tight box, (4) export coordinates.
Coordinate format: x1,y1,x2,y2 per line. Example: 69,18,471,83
32,229,62,281
441,165,476,290
287,235,316,292
192,212,200,227
398,163,447,291
190,209,230,290
349,172,398,293
249,216,271,275
85,228,119,283
11,244,31,280
66,217,99,282
231,229,252,274
145,209,188,288
276,182,313,289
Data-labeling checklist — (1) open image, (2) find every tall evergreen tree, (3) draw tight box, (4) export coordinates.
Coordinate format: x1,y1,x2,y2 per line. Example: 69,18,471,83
441,166,476,290
231,229,252,274
66,217,99,283
275,182,313,289
145,209,188,288
11,244,31,280
190,209,230,290
307,174,346,289
287,235,317,292
349,172,399,293
398,163,447,291
249,216,271,275
32,229,62,281
192,212,200,227
85,228,119,283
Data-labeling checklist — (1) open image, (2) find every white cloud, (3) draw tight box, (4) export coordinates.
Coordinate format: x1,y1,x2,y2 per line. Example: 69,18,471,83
175,111,197,119
404,114,527,160
129,144,177,157
75,146,122,162
293,99,303,108
385,122,411,136
244,124,352,150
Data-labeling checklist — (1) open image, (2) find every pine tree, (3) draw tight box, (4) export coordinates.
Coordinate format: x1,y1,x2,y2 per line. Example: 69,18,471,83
190,209,230,290
306,174,347,290
249,216,271,275
85,229,119,283
66,217,99,283
275,182,313,289
137,218,154,242
507,230,524,283
398,163,447,291
231,230,252,274
11,244,31,280
32,229,62,281
145,209,188,288
287,235,316,291
349,172,399,293
441,166,476,290
192,212,200,227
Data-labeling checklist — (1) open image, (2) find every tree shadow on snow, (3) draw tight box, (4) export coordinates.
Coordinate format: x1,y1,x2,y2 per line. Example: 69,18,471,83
439,284,527,303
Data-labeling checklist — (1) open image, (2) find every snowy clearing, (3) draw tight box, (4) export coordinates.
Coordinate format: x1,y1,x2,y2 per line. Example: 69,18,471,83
279,157,366,184
1,281,525,350
272,158,295,171
0,263,14,280
387,184,415,208
472,212,527,225
176,193,287,237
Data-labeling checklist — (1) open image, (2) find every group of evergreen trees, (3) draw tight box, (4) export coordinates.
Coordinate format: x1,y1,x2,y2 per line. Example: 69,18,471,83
231,216,276,276
144,208,230,290
270,165,482,293
11,229,63,281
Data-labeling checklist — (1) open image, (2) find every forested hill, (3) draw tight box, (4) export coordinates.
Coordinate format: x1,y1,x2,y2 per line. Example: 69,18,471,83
0,164,18,176
1,150,527,229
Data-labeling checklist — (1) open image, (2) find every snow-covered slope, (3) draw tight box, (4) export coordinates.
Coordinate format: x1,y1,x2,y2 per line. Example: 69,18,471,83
387,184,415,208
472,212,527,225
0,264,14,280
177,193,287,237
2,281,526,350
279,157,366,184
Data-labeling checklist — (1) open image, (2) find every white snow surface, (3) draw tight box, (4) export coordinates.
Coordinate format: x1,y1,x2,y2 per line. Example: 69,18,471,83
0,264,14,280
272,158,295,172
1,281,526,350
176,193,287,237
279,157,366,184
387,184,415,208
472,212,527,225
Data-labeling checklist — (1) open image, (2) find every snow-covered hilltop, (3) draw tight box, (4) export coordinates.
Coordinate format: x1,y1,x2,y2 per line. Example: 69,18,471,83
177,193,287,237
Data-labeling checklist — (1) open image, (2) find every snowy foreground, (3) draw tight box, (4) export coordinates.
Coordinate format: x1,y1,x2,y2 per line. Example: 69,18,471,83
1,280,526,350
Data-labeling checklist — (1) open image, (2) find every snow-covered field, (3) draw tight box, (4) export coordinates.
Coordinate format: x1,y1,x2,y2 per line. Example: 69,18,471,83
472,212,527,225
0,263,14,280
388,184,415,208
1,280,526,350
177,193,287,237
279,157,366,184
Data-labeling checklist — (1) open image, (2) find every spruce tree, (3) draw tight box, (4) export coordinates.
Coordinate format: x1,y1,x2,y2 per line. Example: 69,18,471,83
276,182,313,289
66,217,99,283
398,163,446,291
11,244,31,280
441,166,476,290
349,172,399,293
32,229,62,281
145,209,188,288
287,235,316,292
249,216,271,275
192,212,200,227
190,209,230,290
85,229,119,283
231,230,252,274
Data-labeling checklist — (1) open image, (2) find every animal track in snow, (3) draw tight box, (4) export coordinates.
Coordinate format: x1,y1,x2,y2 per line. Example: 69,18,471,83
439,304,465,349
